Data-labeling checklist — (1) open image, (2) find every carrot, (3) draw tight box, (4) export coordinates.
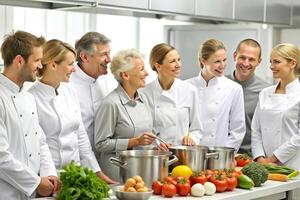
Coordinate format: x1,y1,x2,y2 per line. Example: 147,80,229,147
268,173,288,182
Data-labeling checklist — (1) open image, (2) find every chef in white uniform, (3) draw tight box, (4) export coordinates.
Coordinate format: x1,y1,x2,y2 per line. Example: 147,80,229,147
0,31,58,199
252,43,300,170
69,32,114,154
94,49,157,181
28,39,115,184
141,43,203,147
186,39,246,151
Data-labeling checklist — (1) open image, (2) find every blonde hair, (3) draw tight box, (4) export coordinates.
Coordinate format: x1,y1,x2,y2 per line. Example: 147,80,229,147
39,39,76,76
272,43,300,74
199,39,226,68
110,48,144,82
149,43,175,71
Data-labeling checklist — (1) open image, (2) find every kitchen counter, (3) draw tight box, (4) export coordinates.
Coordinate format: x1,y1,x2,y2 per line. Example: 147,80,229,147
32,177,300,200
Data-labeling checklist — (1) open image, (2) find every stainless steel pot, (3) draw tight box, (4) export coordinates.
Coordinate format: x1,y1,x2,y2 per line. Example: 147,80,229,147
207,147,235,170
109,150,178,187
169,146,219,172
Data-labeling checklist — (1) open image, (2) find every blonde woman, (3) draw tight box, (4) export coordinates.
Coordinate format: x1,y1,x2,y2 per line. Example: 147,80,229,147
252,43,300,170
94,49,156,181
186,39,246,151
28,39,116,184
141,43,202,148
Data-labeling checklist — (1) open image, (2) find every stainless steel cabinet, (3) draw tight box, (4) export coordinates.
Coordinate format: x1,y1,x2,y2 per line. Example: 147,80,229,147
99,0,148,10
265,0,292,25
235,0,265,22
150,0,195,15
196,0,233,19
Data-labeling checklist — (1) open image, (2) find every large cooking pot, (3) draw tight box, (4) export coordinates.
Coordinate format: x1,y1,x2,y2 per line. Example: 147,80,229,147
169,146,219,172
207,147,235,170
109,150,178,187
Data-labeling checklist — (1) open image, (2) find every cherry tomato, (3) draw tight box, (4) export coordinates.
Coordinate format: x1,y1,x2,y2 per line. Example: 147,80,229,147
152,180,163,195
163,176,177,185
190,171,207,186
209,174,228,193
226,176,238,191
176,178,191,196
204,169,214,180
162,183,177,197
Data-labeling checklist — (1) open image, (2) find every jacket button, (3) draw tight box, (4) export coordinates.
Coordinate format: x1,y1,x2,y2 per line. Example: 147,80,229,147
25,134,27,137
29,154,32,157
32,112,34,115
20,114,22,117
35,132,38,135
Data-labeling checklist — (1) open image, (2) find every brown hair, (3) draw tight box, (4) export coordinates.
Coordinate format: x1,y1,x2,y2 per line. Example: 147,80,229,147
271,43,300,75
149,43,175,71
199,39,226,68
38,39,76,76
235,38,262,58
1,30,45,66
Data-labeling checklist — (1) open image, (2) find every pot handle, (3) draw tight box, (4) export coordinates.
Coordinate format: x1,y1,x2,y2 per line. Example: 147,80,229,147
109,157,128,169
206,152,219,160
164,154,179,167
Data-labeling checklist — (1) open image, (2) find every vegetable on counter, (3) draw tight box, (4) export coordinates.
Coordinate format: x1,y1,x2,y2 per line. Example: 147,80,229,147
237,174,255,189
263,164,299,176
190,183,205,197
268,173,288,182
242,162,268,187
235,153,251,167
57,161,109,200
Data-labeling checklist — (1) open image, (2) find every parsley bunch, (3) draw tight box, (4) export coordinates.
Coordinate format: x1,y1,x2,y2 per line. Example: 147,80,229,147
57,161,109,200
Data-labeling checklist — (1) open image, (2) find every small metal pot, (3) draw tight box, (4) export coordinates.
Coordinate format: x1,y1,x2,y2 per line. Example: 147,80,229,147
207,147,235,170
109,150,178,187
169,146,219,172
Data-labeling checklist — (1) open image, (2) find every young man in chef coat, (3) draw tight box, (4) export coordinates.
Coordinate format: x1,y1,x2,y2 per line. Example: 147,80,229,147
0,30,59,199
227,39,270,156
69,32,116,184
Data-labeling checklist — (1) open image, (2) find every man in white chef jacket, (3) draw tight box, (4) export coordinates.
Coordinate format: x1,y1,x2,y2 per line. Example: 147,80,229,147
69,32,117,183
227,39,270,156
0,31,59,199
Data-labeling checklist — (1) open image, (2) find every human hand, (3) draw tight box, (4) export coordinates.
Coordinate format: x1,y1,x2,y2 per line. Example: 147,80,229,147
182,136,195,146
37,176,54,197
256,156,277,166
136,132,156,146
157,142,170,152
96,171,118,184
47,175,60,193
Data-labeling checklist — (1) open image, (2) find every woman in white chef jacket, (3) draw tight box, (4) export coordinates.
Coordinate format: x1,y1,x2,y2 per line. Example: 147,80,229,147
186,39,246,151
94,49,157,181
140,43,203,147
28,39,116,184
252,43,300,169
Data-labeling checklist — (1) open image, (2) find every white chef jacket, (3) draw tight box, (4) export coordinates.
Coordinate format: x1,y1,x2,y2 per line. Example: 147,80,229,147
0,74,57,200
29,81,100,173
252,79,300,170
186,74,246,151
140,78,203,145
69,63,110,152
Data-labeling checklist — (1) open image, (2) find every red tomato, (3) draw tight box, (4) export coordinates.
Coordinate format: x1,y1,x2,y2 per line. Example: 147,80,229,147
190,172,207,186
235,154,251,167
204,170,214,180
226,176,238,191
162,183,177,197
209,174,228,193
163,176,177,185
152,180,163,195
176,179,191,196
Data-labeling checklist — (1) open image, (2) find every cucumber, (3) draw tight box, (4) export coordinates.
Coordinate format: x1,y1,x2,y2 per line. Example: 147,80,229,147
238,174,255,189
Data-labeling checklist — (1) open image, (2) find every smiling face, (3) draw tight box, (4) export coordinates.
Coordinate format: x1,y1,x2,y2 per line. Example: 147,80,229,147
127,58,148,89
85,43,111,78
20,46,43,82
56,51,76,82
270,52,296,80
156,49,181,79
234,43,261,80
201,49,227,80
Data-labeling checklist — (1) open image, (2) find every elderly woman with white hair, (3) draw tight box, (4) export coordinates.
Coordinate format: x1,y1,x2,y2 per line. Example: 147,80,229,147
94,49,156,181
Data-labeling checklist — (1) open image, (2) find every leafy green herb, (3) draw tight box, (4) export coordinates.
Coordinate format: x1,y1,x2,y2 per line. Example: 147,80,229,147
57,161,109,200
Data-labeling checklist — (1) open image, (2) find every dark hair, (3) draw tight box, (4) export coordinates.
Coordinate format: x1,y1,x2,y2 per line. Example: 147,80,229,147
235,38,262,58
1,30,45,66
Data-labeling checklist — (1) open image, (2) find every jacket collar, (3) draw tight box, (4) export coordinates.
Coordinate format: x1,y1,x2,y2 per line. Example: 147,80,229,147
279,78,300,94
0,73,21,93
154,77,178,93
116,84,143,105
230,70,255,87
73,63,96,84
198,72,221,86
34,80,61,97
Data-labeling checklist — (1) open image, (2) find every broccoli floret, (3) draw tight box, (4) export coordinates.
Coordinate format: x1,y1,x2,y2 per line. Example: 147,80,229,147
241,162,269,187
